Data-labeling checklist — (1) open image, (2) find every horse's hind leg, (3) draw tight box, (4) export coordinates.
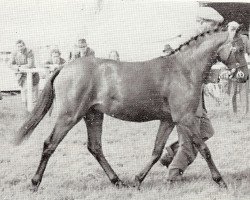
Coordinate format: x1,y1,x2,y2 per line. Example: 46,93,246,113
134,120,175,189
31,112,82,191
84,108,126,187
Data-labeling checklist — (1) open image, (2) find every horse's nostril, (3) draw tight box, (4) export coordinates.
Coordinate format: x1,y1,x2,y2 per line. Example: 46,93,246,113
236,71,244,79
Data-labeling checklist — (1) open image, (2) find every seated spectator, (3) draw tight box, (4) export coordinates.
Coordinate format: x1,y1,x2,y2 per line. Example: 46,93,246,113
45,48,65,72
108,50,120,61
9,40,39,109
69,38,95,61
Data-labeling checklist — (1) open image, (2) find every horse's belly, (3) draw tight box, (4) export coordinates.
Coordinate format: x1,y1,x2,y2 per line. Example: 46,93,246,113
94,99,170,122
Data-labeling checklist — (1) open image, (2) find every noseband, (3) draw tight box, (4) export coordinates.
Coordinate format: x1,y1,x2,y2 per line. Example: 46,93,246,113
217,40,245,77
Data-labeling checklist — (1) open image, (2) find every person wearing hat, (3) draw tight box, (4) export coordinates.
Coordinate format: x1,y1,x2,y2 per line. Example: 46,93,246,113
163,44,174,56
160,7,226,182
45,48,66,72
69,38,95,61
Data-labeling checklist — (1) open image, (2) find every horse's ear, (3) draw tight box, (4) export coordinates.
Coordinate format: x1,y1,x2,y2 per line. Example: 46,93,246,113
236,24,243,34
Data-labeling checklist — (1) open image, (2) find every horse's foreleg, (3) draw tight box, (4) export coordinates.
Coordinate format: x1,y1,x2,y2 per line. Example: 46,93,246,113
84,109,125,188
179,115,227,188
192,135,227,188
31,113,81,191
134,120,175,189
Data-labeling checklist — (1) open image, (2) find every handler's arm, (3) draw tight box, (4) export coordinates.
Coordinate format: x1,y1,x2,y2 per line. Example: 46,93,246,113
19,50,35,69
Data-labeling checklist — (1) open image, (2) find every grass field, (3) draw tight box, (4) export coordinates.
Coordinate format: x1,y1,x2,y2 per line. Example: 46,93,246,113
1,93,250,200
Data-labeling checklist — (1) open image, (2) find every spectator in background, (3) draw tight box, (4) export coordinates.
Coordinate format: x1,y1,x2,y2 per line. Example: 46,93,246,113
0,91,2,100
162,44,173,56
108,50,120,61
241,34,250,57
45,48,65,72
69,38,95,61
9,40,39,109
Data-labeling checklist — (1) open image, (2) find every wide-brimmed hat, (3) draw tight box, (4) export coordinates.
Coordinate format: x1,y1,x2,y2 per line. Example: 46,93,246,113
163,44,173,52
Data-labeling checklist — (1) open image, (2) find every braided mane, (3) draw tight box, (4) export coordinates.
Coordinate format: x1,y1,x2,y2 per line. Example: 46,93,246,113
166,25,227,56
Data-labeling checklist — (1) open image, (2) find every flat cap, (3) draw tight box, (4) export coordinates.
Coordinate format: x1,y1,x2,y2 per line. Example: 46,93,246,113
196,7,224,23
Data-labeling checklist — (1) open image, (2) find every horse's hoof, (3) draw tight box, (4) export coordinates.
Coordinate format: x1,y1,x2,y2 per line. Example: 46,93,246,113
29,183,39,193
114,180,128,188
31,177,40,192
213,176,228,189
218,179,228,189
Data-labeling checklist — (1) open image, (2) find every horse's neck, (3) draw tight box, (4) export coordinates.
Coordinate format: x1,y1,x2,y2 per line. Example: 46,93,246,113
177,31,228,77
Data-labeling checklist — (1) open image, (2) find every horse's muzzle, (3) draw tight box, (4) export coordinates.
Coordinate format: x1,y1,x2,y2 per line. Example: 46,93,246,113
235,70,249,83
236,70,244,79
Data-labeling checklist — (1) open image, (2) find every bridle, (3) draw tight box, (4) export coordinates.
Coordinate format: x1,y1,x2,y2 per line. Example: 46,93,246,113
216,39,245,79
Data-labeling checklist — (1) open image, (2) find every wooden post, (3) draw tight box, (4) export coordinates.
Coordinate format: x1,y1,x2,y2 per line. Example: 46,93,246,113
26,71,33,112
19,68,46,112
246,80,249,114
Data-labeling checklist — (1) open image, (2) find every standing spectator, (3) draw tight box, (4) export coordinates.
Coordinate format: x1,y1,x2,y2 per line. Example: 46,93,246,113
0,91,2,100
108,50,120,61
45,48,65,72
9,40,39,109
241,34,250,57
69,38,95,61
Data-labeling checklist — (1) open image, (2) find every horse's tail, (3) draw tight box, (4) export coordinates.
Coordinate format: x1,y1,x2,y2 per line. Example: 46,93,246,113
14,68,62,145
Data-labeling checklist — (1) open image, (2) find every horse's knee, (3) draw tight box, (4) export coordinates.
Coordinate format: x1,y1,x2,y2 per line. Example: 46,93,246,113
43,139,50,150
87,143,102,157
42,137,57,158
192,137,211,160
42,147,55,158
152,148,164,162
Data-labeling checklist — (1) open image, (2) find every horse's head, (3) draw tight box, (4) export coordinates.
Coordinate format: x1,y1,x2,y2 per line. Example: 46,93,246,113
217,22,249,83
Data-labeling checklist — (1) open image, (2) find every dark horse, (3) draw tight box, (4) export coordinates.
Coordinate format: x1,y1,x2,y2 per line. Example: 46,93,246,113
15,24,249,191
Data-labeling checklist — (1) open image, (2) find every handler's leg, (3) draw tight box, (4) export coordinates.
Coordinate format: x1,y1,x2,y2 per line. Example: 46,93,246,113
167,125,198,181
161,111,214,171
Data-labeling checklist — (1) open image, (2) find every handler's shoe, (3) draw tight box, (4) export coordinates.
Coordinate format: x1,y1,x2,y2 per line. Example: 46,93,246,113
167,168,184,182
160,146,174,168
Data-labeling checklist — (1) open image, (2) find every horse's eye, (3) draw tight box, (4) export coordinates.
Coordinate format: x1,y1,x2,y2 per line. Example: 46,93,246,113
231,47,237,52
239,49,244,53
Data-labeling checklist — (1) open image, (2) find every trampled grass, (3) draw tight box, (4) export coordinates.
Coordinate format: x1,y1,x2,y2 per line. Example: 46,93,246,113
0,94,250,200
